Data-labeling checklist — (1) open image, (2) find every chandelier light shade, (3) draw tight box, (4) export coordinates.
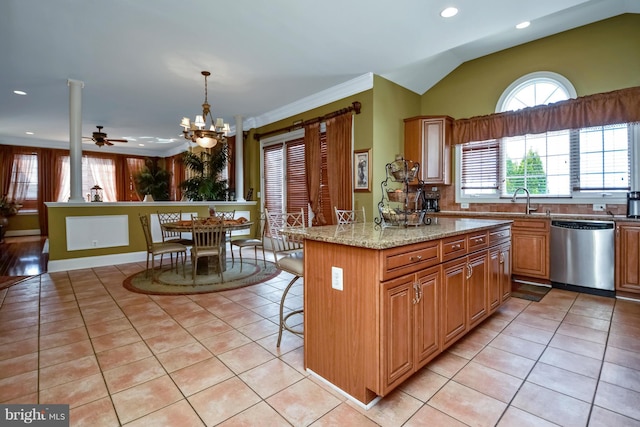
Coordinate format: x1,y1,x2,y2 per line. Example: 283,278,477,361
180,71,229,149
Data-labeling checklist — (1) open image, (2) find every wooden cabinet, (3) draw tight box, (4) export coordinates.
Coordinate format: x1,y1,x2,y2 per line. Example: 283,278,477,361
615,222,640,294
441,250,489,350
511,218,549,280
381,266,440,393
489,242,512,312
404,116,453,185
302,222,511,406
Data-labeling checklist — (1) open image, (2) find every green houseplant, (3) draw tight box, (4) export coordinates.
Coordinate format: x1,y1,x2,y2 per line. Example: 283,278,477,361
180,145,229,201
134,158,171,201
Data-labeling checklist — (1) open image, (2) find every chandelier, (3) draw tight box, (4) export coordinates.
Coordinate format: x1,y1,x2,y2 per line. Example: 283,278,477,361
180,71,229,149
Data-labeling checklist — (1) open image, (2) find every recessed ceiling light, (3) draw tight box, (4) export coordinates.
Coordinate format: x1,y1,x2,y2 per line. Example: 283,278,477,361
516,21,530,29
25,131,34,135
14,90,27,95
440,7,458,18
138,144,145,147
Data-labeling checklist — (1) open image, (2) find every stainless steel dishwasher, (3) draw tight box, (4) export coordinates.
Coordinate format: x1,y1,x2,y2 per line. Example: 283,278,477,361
550,220,615,296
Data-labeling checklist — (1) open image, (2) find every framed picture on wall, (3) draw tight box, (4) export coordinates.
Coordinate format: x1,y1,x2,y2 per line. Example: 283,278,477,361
354,149,372,192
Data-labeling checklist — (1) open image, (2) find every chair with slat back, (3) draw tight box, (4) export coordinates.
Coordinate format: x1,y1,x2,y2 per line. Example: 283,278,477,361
139,214,186,281
230,214,266,270
334,206,366,224
190,215,226,285
265,208,305,346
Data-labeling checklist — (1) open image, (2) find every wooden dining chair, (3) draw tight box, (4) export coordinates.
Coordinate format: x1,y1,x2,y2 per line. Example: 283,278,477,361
230,214,266,270
190,216,226,285
264,208,305,346
139,214,186,280
334,206,366,224
213,210,236,263
157,211,194,246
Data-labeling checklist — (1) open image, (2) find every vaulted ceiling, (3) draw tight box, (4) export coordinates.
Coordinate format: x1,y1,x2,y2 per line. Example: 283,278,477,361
1,0,638,156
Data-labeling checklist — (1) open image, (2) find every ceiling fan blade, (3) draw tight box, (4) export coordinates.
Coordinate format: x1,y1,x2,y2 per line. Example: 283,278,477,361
105,141,114,146
108,139,128,143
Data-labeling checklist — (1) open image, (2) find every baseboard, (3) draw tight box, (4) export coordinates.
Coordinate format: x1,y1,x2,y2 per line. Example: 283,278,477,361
48,251,147,272
5,229,41,237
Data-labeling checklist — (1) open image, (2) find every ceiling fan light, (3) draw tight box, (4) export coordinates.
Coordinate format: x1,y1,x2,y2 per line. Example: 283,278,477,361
180,117,191,129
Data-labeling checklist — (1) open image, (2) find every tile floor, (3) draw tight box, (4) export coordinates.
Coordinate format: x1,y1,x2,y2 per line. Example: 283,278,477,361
1,256,640,426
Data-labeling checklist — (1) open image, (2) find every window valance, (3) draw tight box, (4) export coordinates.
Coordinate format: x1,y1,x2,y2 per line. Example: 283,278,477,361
452,86,640,145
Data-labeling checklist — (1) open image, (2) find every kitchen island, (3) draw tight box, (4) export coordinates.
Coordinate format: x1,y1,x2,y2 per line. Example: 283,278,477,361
282,217,512,407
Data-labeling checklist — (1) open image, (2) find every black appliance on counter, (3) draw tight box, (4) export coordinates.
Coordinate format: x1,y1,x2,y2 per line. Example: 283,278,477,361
422,191,440,212
628,191,640,218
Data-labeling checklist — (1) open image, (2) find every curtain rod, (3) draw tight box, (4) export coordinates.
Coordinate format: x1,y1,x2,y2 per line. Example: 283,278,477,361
253,101,361,141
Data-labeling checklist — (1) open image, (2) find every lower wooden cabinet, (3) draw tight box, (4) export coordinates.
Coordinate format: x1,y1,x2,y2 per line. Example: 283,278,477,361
489,243,512,311
441,251,489,350
381,266,440,393
511,219,549,280
616,222,640,294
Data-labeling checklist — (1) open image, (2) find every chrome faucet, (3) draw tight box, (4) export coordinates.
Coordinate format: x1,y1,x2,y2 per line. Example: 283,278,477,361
511,187,537,214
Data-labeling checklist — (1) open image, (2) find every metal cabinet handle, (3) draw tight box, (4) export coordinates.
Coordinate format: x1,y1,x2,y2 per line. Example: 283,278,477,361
452,244,461,250
412,282,422,304
466,263,473,279
499,251,504,264
410,255,423,262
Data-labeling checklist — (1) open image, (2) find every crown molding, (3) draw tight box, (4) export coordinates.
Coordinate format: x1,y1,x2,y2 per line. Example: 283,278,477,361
243,73,373,130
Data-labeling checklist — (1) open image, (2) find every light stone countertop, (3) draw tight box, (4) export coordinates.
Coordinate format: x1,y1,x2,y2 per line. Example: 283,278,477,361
281,217,512,250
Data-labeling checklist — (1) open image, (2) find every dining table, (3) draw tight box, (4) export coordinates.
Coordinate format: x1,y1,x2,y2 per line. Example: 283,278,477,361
161,217,253,275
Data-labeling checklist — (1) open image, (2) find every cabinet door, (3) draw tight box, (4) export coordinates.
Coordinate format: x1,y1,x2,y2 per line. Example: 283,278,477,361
488,247,501,312
414,266,440,368
441,258,467,349
512,231,548,279
500,243,512,302
404,116,452,185
616,224,640,293
381,275,414,391
467,251,488,328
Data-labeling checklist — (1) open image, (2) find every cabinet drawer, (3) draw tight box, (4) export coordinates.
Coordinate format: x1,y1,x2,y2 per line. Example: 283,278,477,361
468,231,488,252
383,241,440,280
512,219,549,231
489,227,511,246
442,235,467,261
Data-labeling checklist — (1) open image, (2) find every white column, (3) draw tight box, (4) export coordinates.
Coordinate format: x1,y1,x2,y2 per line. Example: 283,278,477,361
234,115,245,202
67,79,85,202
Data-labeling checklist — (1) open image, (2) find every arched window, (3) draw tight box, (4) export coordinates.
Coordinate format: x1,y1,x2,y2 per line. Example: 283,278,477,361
457,72,633,204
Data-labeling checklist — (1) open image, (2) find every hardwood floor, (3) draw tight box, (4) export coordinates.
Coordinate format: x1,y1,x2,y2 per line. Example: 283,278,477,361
0,235,48,276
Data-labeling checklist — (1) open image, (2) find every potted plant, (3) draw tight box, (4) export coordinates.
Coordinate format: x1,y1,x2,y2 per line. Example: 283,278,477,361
0,195,22,243
180,145,229,201
134,158,172,201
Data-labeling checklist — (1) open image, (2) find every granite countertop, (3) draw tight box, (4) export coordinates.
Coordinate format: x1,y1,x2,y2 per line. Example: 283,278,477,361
435,211,639,222
281,217,512,250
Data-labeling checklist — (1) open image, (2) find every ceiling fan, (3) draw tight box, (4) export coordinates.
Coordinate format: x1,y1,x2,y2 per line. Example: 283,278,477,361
83,126,128,147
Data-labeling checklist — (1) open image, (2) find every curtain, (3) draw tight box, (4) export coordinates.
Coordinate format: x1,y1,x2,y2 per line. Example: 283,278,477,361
326,113,353,224
6,152,36,202
0,145,15,197
88,156,117,201
452,86,640,144
304,122,323,225
168,154,185,201
126,158,145,201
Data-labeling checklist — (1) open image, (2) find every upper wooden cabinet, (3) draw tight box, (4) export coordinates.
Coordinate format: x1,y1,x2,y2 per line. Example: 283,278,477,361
404,116,453,185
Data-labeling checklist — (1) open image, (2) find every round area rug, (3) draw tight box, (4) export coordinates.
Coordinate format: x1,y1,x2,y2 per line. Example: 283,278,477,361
123,259,280,295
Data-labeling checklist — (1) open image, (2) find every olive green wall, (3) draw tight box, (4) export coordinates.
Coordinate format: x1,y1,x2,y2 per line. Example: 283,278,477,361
421,14,640,118
370,75,421,209
47,204,210,260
